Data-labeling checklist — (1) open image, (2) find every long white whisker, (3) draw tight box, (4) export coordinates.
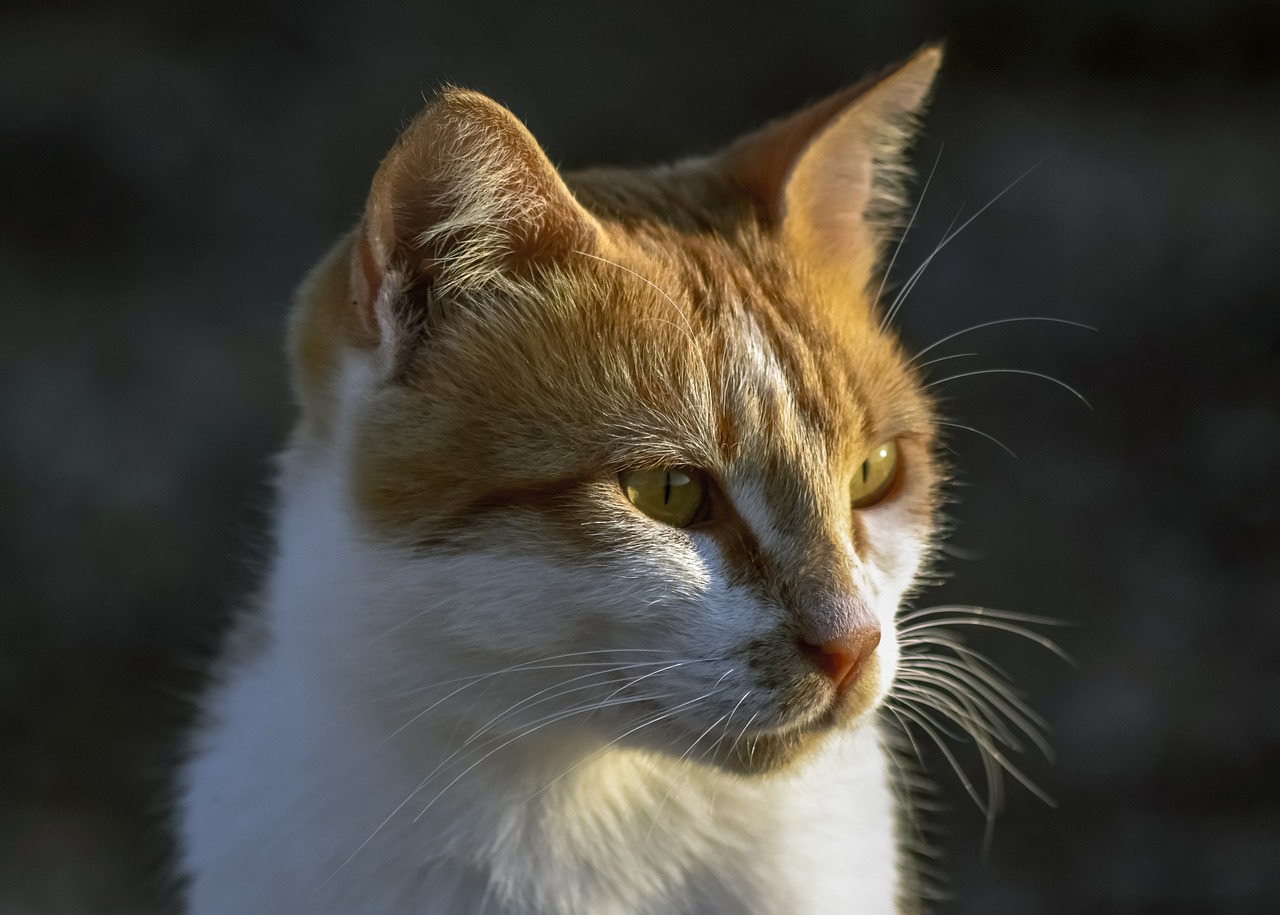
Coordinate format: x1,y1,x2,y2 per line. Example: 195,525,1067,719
901,653,1043,726
899,617,1074,664
379,656,704,742
887,699,989,816
900,635,1014,685
875,144,944,325
925,367,1092,409
488,682,739,815
449,659,719,749
323,690,675,887
916,351,979,370
407,661,724,810
707,698,756,816
884,156,1050,328
908,682,1056,810
883,204,964,329
935,420,1019,458
912,316,1097,362
899,605,1070,627
364,649,686,705
904,655,1049,732
645,703,736,845
893,681,1018,749
704,691,751,766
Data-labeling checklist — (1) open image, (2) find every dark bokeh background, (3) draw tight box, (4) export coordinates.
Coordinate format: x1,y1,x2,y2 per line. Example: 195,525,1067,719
3,1,1278,912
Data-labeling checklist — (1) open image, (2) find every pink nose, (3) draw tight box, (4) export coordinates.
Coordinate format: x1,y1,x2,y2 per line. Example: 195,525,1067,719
800,629,881,693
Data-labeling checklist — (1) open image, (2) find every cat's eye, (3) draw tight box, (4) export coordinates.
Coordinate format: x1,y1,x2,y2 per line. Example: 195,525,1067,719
850,441,898,509
621,468,707,528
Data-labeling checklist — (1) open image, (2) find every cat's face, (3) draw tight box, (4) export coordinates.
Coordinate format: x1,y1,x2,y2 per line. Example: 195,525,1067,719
289,50,941,775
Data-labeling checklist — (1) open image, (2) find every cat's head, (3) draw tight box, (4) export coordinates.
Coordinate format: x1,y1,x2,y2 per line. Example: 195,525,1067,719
287,48,942,775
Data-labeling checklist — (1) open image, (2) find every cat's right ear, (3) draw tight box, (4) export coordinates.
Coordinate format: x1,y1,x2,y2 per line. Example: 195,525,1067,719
723,46,942,303
349,89,601,348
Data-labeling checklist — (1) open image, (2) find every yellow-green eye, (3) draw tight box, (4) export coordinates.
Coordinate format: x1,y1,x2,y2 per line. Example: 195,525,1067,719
851,441,898,509
621,468,707,528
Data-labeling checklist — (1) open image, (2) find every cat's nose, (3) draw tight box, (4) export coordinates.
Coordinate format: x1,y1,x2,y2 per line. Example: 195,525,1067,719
800,629,881,693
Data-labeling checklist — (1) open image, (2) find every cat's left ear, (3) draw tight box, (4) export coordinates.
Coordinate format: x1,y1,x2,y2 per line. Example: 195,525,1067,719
723,46,942,300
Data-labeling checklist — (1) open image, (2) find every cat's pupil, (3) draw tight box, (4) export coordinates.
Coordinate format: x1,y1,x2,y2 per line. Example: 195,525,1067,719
665,471,690,505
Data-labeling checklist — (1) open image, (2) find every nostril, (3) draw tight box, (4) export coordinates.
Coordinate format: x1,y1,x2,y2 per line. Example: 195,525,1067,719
799,629,881,693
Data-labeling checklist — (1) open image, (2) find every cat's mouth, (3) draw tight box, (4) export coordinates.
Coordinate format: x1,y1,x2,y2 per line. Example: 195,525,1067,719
652,659,884,777
708,712,844,776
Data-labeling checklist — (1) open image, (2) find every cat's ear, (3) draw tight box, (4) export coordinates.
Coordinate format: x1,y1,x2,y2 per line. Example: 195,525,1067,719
724,46,941,299
350,88,599,344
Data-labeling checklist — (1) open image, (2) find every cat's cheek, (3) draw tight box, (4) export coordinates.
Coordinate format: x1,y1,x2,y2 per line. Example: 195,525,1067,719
870,630,901,706
862,503,931,587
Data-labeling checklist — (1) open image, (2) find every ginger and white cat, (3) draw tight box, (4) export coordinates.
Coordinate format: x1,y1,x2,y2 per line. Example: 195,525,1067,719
177,46,1017,913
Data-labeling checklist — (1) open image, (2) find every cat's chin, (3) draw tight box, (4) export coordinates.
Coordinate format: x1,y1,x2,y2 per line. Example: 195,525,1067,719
674,692,881,778
722,664,888,775
749,716,871,775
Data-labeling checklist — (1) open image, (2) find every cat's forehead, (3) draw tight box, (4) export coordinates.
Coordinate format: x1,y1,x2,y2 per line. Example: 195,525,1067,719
441,205,914,441
597,223,925,467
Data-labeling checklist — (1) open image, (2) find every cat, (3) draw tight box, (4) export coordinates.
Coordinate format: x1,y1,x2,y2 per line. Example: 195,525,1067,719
177,45,1038,914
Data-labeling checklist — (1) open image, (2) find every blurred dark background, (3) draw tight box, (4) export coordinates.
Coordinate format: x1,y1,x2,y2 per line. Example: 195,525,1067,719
2,1,1278,912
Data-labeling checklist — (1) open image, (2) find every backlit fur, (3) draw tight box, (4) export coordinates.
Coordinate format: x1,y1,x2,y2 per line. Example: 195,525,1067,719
180,48,947,914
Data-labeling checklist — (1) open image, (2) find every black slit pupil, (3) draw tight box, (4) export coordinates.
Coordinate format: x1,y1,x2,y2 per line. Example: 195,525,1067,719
663,473,672,505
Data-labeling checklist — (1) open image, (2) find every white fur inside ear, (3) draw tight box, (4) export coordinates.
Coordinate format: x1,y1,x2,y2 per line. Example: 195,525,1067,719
369,266,407,363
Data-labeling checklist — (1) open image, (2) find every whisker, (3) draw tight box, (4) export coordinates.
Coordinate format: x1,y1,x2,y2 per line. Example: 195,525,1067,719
899,631,1012,680
874,144,944,325
645,696,737,846
916,351,979,370
881,204,964,330
419,662,696,753
685,688,752,821
708,700,757,815
334,657,723,883
924,367,1091,409
508,682,738,811
323,690,676,887
363,649,687,705
935,420,1019,459
899,618,1062,765
889,597,1068,838
886,700,989,816
406,659,727,808
904,653,1048,728
893,680,1021,750
900,665,1052,761
378,655,704,741
912,315,1097,362
883,156,1050,328
901,652,1044,725
590,658,722,721
704,692,750,766
899,617,1074,664
898,604,1069,628
906,684,1056,811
